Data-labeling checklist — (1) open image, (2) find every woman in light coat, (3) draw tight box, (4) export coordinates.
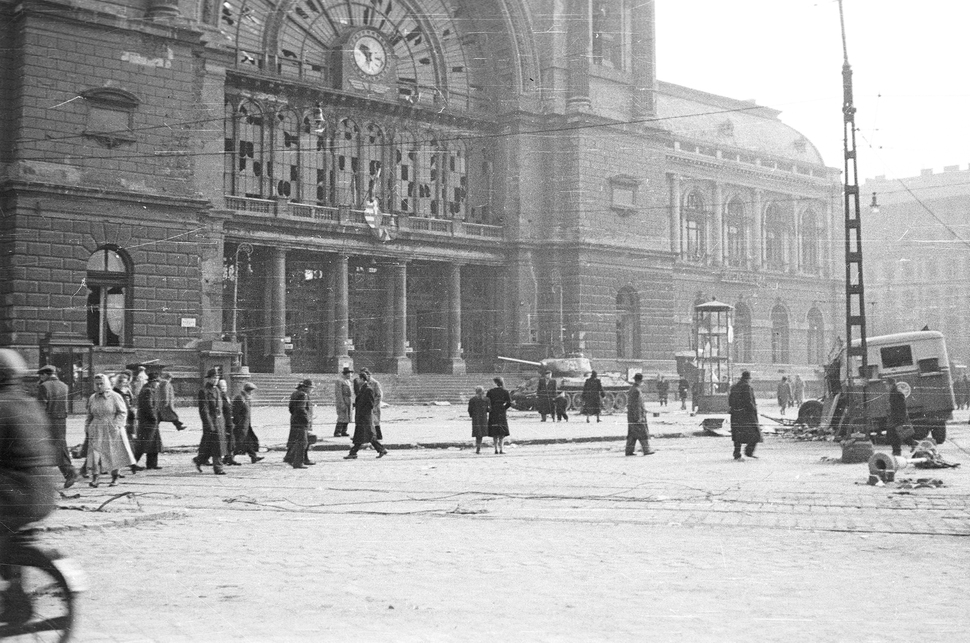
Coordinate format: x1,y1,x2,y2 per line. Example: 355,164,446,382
85,373,136,487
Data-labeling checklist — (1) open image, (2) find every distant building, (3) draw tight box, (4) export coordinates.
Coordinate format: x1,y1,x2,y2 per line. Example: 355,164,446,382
863,168,970,365
0,0,841,377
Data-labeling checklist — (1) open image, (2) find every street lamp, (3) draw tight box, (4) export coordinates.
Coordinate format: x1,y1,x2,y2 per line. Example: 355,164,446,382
230,243,253,344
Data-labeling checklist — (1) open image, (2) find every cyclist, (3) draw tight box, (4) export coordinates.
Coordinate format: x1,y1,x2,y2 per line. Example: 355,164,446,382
0,348,57,623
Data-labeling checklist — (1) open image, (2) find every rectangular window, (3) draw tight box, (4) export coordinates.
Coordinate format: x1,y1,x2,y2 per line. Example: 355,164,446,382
880,345,913,369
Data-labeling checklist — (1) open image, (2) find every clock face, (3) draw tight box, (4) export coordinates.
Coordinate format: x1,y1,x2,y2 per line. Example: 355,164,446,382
352,34,387,77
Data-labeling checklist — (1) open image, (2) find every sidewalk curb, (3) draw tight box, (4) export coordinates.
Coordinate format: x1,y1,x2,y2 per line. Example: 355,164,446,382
40,510,188,534
156,431,692,455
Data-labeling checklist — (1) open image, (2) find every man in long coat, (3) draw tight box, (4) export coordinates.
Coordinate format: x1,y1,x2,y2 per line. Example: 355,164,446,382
286,379,315,469
729,371,762,460
231,382,263,463
132,372,162,471
157,372,186,431
581,371,605,423
776,376,793,415
37,365,78,488
344,371,387,459
886,377,914,456
625,373,655,456
333,367,354,437
194,368,232,475
536,371,557,422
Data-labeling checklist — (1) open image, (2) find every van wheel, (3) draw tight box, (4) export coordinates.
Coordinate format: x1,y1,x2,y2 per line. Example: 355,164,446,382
911,420,931,440
797,400,823,428
931,422,947,444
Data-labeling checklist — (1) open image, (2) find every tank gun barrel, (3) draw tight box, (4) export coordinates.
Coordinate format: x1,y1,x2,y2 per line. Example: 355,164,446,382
497,356,544,367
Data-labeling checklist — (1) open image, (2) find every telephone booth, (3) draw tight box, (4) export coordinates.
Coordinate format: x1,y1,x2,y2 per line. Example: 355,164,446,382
693,300,734,414
38,332,94,414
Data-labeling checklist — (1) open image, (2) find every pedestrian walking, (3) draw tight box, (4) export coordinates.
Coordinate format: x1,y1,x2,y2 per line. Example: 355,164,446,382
468,386,490,454
368,370,385,441
285,379,315,468
793,374,805,408
958,375,970,410
553,390,569,422
193,368,232,475
231,382,263,463
85,373,136,487
728,371,762,461
656,375,669,406
112,371,136,443
581,371,605,423
157,372,186,431
131,371,163,471
536,370,556,422
776,376,792,416
37,365,78,489
344,371,387,459
334,366,354,437
625,373,654,456
486,377,511,454
886,377,915,456
131,366,148,399
677,377,689,410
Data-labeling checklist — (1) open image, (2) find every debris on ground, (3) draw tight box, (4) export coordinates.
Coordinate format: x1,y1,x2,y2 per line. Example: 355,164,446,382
894,477,945,489
911,440,961,469
427,401,452,406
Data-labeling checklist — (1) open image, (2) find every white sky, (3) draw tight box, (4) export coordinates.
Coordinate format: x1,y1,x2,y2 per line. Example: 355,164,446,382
655,0,970,180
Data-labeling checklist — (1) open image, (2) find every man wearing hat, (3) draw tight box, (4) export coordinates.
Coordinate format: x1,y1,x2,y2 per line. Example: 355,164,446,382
37,365,78,488
131,371,162,471
231,382,263,463
157,372,186,432
536,370,557,422
285,379,315,469
194,368,233,475
334,367,354,437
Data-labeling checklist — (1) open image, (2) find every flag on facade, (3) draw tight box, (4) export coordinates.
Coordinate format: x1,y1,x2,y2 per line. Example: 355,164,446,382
363,198,392,242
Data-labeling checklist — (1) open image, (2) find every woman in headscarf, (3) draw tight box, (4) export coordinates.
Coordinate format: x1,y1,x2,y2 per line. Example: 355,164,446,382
85,373,135,487
581,371,605,423
468,386,490,454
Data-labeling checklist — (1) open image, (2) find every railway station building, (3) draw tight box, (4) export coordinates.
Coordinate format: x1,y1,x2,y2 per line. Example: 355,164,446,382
0,0,843,386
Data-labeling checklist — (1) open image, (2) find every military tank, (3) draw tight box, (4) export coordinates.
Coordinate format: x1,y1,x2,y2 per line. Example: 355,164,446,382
498,355,631,413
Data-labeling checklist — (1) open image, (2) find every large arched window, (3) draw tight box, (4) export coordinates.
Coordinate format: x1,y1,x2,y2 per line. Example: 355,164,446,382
333,118,360,205
734,302,753,363
224,99,268,198
616,288,641,359
301,111,330,206
86,248,133,347
443,141,468,219
807,307,825,364
275,109,302,200
361,123,386,206
682,191,706,261
725,197,746,267
394,131,417,214
771,304,790,364
800,209,820,274
764,203,786,270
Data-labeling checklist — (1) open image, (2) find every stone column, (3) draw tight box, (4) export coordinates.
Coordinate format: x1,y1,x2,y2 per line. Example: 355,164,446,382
384,262,412,374
712,182,724,266
752,190,764,270
146,0,180,20
443,263,466,375
631,0,656,119
268,247,291,374
566,0,591,110
669,174,681,258
198,209,231,342
791,200,801,274
332,254,353,371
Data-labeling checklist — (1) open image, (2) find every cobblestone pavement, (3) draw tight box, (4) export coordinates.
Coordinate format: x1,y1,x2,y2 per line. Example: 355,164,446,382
40,417,970,642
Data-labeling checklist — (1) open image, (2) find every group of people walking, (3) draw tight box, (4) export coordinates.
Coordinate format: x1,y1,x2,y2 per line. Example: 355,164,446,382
775,374,806,415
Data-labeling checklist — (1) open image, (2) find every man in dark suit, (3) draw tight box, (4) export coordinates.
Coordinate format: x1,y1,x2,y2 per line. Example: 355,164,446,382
729,371,762,461
231,382,263,463
536,371,557,422
37,365,78,488
194,368,233,475
285,379,315,469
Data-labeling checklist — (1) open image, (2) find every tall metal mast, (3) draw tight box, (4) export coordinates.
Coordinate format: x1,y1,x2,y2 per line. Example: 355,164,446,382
839,0,869,432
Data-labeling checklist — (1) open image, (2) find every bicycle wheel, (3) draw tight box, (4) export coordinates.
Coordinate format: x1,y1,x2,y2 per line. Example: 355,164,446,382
0,549,76,642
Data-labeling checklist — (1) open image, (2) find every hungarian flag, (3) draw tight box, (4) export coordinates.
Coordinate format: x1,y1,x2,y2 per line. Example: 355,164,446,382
361,167,392,242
